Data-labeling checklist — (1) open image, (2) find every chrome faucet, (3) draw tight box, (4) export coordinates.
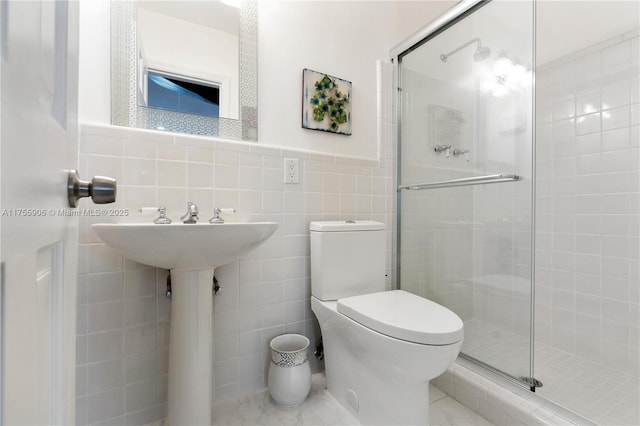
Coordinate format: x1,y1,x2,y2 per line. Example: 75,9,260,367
180,202,199,224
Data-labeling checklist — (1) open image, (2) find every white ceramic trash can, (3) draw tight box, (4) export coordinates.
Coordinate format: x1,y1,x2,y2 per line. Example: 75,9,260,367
268,334,311,407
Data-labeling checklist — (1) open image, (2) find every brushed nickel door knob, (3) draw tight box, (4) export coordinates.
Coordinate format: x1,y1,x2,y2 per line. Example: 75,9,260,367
67,170,117,207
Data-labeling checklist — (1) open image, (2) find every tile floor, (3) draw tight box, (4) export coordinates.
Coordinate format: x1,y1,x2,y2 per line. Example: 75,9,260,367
462,320,640,426
212,373,493,426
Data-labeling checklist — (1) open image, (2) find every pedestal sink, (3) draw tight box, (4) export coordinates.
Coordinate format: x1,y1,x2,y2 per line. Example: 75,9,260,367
92,222,278,425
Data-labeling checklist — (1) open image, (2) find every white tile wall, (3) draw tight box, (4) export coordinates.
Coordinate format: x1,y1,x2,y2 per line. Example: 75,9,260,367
75,61,395,425
398,68,477,321
399,21,638,426
399,56,534,358
535,29,640,378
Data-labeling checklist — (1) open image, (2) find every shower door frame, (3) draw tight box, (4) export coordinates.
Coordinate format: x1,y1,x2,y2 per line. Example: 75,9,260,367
391,0,539,392
391,0,488,296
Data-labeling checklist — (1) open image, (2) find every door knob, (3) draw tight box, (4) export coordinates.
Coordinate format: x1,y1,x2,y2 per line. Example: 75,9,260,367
67,170,117,207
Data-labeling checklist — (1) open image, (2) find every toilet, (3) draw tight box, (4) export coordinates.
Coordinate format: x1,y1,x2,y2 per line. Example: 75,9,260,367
310,221,463,425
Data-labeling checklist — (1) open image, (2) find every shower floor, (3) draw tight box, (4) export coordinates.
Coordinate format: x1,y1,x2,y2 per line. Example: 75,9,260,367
462,320,640,426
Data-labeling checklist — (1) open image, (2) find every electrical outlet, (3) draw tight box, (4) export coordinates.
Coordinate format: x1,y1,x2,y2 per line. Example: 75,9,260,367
284,158,299,184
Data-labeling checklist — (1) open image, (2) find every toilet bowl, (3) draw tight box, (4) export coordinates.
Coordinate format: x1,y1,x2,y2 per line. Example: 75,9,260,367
310,221,463,425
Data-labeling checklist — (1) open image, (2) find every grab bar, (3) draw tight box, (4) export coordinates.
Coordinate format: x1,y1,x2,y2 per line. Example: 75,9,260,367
397,174,521,191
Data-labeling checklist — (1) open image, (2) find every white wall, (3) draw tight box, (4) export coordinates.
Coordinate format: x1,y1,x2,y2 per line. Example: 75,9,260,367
257,1,452,158
78,0,454,158
536,0,640,65
78,0,110,124
74,2,453,424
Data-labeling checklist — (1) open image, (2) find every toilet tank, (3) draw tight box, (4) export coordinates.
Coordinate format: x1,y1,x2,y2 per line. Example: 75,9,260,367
310,221,386,301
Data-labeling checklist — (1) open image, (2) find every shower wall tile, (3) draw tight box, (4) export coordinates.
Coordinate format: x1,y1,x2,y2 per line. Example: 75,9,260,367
535,31,640,378
576,112,600,135
76,86,395,425
397,66,480,326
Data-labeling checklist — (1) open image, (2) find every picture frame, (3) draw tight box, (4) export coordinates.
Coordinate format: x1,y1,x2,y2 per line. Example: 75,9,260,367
301,68,352,135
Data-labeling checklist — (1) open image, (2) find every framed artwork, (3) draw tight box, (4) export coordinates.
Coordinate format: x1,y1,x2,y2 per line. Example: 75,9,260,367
302,68,352,135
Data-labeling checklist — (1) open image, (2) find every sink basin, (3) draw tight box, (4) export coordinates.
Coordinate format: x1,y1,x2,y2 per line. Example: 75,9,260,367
91,221,278,425
92,222,278,270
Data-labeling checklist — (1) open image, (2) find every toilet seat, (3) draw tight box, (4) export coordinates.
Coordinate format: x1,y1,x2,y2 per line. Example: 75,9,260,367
337,290,464,345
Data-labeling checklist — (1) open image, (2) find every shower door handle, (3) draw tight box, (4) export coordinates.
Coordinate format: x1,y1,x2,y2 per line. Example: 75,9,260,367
67,170,117,207
397,174,521,191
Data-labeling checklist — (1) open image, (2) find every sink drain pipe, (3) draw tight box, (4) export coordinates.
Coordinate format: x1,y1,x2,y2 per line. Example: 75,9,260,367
166,270,221,298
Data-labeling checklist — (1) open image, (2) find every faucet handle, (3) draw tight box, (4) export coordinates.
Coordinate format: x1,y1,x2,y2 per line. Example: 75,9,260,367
139,206,172,224
434,144,452,157
180,202,199,224
452,148,471,162
434,144,451,153
154,206,172,224
209,207,236,224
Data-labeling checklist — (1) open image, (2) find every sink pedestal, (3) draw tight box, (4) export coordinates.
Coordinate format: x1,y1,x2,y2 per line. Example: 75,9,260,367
167,269,215,425
90,222,279,425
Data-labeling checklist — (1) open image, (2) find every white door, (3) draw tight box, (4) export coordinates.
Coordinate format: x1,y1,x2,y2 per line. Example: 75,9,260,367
1,1,79,424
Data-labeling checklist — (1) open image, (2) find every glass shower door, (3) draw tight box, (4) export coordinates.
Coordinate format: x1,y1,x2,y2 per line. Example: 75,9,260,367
396,0,536,387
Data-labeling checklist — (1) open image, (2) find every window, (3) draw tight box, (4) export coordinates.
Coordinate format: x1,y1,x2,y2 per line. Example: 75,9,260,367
146,71,220,117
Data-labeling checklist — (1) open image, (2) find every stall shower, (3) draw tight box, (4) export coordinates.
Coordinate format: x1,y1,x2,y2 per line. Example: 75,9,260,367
393,0,639,424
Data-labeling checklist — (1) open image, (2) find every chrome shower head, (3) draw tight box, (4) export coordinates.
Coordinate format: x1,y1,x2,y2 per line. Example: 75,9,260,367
440,38,491,62
473,45,491,62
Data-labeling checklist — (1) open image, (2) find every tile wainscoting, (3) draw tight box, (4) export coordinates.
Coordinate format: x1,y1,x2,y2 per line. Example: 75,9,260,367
75,113,395,425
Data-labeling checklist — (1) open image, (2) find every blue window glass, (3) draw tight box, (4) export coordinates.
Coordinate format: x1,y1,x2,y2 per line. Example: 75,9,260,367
147,72,220,117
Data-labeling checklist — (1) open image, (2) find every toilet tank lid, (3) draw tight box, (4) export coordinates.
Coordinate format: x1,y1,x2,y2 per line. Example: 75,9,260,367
310,220,385,232
337,290,464,345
